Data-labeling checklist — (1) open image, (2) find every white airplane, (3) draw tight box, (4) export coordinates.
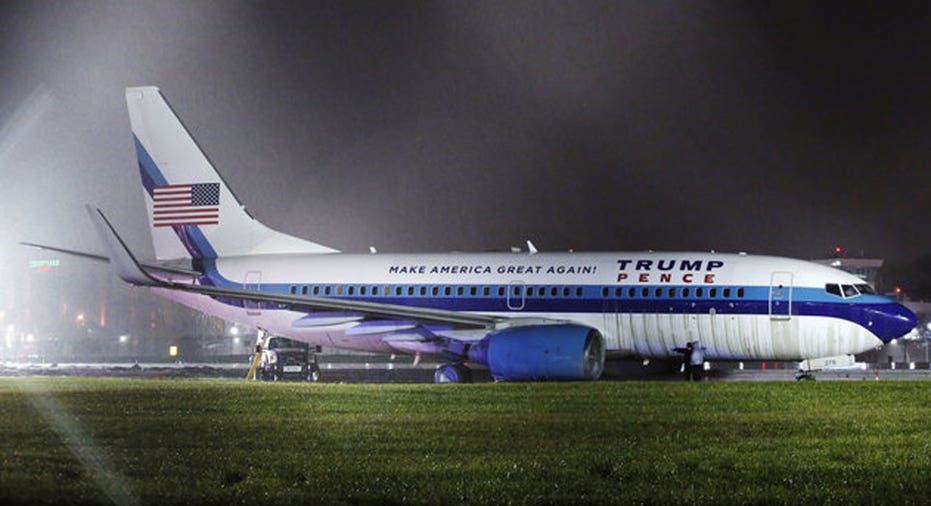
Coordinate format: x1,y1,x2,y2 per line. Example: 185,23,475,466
29,87,918,382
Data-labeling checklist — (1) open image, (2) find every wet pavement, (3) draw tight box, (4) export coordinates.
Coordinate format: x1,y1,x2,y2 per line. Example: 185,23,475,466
1,360,929,383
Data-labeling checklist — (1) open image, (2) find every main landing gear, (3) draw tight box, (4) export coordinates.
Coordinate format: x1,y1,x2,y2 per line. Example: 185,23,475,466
795,370,816,381
434,362,473,383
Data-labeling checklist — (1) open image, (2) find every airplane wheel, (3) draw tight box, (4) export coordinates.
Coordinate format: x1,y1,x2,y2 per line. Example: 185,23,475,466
306,364,321,382
434,363,472,384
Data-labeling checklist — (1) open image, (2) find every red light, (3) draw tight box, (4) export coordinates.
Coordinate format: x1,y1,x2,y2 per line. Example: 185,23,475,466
895,287,902,294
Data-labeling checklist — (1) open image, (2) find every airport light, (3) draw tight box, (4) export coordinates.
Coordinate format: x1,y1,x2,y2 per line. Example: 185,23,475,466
119,335,129,343
229,326,239,336
76,313,85,325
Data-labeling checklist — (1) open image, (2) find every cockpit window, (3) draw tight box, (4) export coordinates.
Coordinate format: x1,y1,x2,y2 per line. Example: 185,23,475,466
842,285,859,298
855,284,875,295
825,284,842,297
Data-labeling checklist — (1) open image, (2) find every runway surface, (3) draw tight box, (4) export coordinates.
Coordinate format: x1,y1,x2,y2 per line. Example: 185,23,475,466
1,359,929,382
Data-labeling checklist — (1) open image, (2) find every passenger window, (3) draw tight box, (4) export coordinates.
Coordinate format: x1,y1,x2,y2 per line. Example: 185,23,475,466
498,287,505,297
513,286,521,296
628,287,636,297
563,287,570,297
484,287,490,297
457,287,464,296
325,286,331,296
614,287,622,297
444,287,451,296
825,284,842,298
313,286,320,295
602,287,609,297
360,286,367,296
709,288,717,298
668,288,676,297
336,286,343,295
407,286,413,296
551,287,558,297
641,287,649,297
723,288,730,298
348,286,355,295
301,286,308,295
696,288,703,298
418,286,425,296
576,287,583,297
682,288,689,298
470,286,476,296
737,288,744,298
290,285,297,295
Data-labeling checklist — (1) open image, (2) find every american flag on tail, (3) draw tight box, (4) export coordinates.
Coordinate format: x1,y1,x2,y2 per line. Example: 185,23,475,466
152,183,220,227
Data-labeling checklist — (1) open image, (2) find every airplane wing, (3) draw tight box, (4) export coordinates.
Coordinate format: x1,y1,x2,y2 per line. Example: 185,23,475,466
86,206,503,330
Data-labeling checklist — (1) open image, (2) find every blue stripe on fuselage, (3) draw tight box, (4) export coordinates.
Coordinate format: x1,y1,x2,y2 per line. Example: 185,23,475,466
195,260,902,341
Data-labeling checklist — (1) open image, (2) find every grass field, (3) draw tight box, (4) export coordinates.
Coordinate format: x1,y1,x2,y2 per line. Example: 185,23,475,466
2,378,931,505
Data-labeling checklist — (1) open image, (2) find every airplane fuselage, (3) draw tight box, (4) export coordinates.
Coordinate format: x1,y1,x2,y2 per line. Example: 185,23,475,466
156,251,906,362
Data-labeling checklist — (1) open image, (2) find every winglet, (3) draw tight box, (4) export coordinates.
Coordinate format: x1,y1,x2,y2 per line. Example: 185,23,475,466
85,205,160,286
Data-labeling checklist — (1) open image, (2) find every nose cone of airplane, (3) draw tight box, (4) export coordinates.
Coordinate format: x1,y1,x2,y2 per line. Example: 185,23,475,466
865,303,918,343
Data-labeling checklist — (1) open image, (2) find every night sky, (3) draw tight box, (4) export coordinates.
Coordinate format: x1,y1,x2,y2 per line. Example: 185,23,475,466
2,0,931,280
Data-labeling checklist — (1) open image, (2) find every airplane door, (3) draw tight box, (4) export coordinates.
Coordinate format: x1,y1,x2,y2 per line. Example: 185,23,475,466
769,272,793,320
507,281,525,311
244,271,262,316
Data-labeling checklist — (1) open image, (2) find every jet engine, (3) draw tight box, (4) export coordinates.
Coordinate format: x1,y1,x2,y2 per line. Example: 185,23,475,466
467,324,605,381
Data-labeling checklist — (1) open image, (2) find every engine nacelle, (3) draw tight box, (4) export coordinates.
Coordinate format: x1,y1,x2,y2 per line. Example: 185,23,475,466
467,324,605,381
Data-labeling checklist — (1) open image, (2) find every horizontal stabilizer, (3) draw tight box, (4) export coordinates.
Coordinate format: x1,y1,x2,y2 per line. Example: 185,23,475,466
20,241,200,277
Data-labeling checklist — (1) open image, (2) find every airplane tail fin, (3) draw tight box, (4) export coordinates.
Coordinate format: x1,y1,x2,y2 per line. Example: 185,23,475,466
125,86,337,260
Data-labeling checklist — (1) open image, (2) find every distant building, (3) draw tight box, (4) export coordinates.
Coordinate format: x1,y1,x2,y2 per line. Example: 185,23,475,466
811,257,884,291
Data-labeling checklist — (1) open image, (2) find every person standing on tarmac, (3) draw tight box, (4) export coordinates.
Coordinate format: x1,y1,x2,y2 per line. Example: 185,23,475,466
673,342,694,381
673,341,707,381
689,341,706,381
